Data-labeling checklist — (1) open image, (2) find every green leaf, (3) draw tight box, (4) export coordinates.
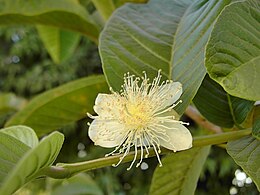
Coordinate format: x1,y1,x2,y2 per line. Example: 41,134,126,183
37,25,81,64
206,0,260,101
92,0,115,21
0,93,26,115
51,173,103,195
193,75,254,128
113,0,149,7
227,135,260,191
150,146,210,195
99,0,231,115
1,125,38,148
0,131,64,195
0,0,99,43
253,105,260,140
5,75,108,136
0,132,30,186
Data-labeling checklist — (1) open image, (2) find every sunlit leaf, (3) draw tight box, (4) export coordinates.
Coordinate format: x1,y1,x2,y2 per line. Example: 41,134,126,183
193,75,254,128
0,131,64,195
150,146,210,195
92,0,115,21
0,0,99,42
100,0,231,115
0,132,30,187
1,125,38,148
5,75,108,136
0,93,26,115
227,135,260,191
206,0,260,101
37,26,81,64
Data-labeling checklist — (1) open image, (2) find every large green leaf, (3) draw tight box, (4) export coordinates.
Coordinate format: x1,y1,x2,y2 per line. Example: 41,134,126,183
5,75,108,136
0,131,64,195
227,135,260,191
206,0,260,101
99,0,231,115
0,93,26,115
1,125,38,148
0,0,99,42
37,25,81,64
150,146,211,195
193,75,254,128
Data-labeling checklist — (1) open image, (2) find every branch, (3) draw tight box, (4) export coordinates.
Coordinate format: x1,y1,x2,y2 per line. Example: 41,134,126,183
42,129,251,179
185,105,222,133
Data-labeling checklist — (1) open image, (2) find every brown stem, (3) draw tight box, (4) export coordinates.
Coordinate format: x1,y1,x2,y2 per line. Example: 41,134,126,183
185,105,222,133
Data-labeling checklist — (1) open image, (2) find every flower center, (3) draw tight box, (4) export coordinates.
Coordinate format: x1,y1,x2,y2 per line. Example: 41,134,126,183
124,101,152,129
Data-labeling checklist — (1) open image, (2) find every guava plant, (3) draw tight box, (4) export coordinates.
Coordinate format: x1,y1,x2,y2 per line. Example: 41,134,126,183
0,0,259,194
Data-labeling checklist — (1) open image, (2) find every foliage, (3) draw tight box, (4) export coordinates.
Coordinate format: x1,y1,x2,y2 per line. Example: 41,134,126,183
227,136,260,191
0,126,64,195
193,75,254,128
0,0,259,194
150,146,211,195
205,0,260,101
5,75,108,136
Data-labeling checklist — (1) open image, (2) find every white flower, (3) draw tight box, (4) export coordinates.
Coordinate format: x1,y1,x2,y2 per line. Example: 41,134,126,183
88,70,192,170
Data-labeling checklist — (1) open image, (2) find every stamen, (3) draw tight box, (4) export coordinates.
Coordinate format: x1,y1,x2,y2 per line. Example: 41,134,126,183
87,70,190,170
136,138,144,167
152,143,162,167
127,142,138,170
87,112,97,119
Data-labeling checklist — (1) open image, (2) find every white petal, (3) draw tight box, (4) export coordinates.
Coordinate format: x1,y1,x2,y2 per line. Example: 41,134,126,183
152,82,182,111
161,82,182,107
94,93,123,118
88,119,127,148
159,122,192,151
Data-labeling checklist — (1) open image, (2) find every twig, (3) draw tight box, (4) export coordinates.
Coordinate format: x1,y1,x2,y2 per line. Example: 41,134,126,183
185,105,222,133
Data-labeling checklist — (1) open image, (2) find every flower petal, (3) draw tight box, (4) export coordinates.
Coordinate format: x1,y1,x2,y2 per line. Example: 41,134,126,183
161,82,182,105
94,93,123,118
159,122,192,151
88,119,127,148
153,82,182,111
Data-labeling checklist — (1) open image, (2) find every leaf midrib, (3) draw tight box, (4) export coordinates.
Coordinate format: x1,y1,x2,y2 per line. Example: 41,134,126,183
169,1,192,79
219,56,260,81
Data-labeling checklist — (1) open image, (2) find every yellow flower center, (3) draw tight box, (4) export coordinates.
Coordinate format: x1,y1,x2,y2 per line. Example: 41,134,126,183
124,100,152,129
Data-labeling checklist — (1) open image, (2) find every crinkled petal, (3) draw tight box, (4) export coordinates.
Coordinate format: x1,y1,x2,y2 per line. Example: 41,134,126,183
94,93,123,118
88,119,127,148
159,122,192,151
154,82,182,111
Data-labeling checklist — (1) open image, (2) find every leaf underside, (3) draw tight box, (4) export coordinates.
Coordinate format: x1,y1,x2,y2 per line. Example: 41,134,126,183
100,0,231,115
